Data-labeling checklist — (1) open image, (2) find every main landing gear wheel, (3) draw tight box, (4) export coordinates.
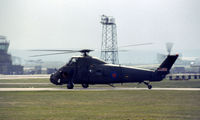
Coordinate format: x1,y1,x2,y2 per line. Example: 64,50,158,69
67,83,74,89
148,85,152,89
82,84,89,88
144,81,152,89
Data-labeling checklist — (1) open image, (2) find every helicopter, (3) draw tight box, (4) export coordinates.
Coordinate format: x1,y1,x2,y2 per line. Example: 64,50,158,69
31,49,178,89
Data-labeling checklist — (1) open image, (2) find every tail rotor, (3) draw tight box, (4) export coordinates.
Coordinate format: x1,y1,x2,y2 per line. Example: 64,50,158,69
166,42,174,55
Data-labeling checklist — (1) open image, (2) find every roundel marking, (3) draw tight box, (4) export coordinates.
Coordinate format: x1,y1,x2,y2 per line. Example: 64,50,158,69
111,72,117,79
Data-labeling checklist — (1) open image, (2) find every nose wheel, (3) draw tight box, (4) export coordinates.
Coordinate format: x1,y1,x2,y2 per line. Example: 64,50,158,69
67,83,74,89
144,81,152,89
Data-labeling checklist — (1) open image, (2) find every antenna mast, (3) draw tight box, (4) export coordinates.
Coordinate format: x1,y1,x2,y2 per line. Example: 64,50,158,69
100,15,119,64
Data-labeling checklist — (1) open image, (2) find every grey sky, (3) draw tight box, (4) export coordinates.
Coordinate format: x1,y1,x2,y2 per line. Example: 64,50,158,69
0,0,200,53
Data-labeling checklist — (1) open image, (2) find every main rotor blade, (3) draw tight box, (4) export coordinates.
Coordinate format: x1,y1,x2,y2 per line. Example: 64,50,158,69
118,42,153,48
30,51,76,57
29,49,94,53
29,49,79,52
29,49,94,57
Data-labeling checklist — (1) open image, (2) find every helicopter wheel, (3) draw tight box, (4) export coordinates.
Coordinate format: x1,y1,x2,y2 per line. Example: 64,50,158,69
148,85,152,89
82,84,89,88
144,81,152,89
67,83,74,89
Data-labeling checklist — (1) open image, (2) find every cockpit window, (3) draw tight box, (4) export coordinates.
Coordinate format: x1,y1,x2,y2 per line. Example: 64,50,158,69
68,58,77,65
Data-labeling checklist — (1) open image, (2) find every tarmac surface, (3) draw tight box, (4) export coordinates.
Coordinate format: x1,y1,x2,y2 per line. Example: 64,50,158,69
1,75,200,91
0,83,51,85
0,74,50,79
0,87,200,91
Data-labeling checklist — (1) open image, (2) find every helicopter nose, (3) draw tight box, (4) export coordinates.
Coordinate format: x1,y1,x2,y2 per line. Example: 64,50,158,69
50,73,57,84
50,73,62,85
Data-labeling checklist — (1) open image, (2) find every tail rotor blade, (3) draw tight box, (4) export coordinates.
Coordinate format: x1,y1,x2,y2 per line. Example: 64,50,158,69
166,42,174,55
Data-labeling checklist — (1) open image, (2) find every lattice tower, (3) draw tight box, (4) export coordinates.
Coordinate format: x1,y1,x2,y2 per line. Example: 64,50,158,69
100,15,119,64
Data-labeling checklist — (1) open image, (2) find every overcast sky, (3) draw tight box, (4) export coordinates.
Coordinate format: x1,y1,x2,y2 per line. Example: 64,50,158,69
0,0,200,53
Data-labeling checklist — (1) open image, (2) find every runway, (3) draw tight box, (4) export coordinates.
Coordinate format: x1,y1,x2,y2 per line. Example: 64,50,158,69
0,83,51,85
0,74,50,79
0,87,200,91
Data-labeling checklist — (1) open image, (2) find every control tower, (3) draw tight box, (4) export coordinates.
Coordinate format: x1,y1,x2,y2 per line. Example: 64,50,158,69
100,15,119,64
0,36,23,74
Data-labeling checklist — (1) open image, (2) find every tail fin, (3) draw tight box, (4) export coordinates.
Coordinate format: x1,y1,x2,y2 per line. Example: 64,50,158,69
151,54,178,82
156,54,179,75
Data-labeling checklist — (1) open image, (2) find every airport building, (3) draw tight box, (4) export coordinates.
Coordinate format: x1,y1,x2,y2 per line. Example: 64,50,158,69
0,36,23,74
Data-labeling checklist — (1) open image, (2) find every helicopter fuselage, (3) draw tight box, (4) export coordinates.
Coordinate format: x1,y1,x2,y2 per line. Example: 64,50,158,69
50,54,178,89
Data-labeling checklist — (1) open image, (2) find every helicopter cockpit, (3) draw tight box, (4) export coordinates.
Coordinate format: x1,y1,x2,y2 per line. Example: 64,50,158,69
67,57,77,66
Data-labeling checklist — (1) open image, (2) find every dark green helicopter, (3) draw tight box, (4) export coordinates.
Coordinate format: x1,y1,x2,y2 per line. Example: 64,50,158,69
31,49,178,89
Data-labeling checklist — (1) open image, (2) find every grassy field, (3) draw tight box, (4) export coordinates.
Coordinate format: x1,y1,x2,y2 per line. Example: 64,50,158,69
0,78,200,120
0,78,200,88
0,90,200,120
